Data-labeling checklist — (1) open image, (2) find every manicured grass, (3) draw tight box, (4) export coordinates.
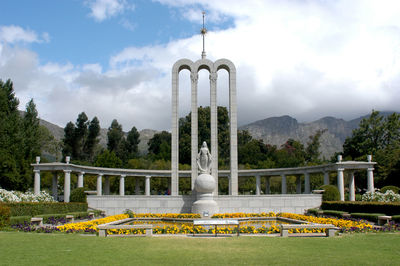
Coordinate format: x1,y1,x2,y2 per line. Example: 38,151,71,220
1,232,399,265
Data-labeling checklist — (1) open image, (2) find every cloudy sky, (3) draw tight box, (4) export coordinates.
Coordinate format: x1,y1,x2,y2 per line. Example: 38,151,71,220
1,0,400,131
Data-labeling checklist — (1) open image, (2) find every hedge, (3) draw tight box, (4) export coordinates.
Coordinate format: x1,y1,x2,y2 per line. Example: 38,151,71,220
4,202,88,217
9,210,103,225
321,201,400,216
392,215,400,222
321,210,347,218
306,208,319,215
350,213,386,222
10,216,31,225
0,203,11,228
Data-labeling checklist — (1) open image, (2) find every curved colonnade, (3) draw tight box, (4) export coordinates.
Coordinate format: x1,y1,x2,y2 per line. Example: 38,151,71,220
32,155,376,203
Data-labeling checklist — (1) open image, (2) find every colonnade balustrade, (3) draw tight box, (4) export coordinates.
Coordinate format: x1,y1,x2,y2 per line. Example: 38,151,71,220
32,155,376,202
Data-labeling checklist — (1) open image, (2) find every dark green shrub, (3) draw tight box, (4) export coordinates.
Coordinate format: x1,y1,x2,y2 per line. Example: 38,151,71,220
306,208,319,215
124,209,134,218
10,216,31,225
67,211,90,219
350,213,386,222
380,186,400,194
392,215,400,222
322,210,347,218
320,185,340,201
321,201,400,216
4,202,88,216
70,188,87,203
0,203,11,228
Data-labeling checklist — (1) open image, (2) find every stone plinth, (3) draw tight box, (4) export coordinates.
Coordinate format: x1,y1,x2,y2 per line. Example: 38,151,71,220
192,173,219,217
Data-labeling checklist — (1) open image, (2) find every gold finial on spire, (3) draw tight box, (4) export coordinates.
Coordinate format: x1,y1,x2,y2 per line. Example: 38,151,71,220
201,11,207,59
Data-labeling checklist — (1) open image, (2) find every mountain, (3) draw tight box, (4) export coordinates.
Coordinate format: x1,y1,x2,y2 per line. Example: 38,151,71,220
239,115,355,159
239,112,397,159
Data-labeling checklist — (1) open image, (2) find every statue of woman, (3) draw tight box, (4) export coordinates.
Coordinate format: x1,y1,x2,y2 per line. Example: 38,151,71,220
197,141,212,174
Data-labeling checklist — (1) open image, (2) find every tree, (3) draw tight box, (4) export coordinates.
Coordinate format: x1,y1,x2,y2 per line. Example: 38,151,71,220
62,122,75,159
121,126,140,160
107,119,124,153
22,99,41,163
343,110,400,187
305,129,326,163
73,112,89,159
95,150,122,168
0,79,39,190
62,113,100,162
84,117,100,161
275,139,306,167
148,131,171,161
343,110,385,158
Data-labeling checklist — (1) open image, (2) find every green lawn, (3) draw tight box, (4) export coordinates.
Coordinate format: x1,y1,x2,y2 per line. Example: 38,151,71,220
1,232,399,265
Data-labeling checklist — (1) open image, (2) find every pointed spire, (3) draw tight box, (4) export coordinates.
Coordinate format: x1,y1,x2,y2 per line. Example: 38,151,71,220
201,11,207,59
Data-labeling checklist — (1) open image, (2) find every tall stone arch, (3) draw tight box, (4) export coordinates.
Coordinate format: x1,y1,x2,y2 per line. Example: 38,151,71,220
171,58,238,196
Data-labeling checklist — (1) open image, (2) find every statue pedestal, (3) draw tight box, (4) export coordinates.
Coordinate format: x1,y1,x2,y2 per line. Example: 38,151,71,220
192,173,219,217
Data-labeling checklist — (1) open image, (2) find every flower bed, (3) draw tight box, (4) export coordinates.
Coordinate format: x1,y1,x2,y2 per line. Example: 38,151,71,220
0,189,55,203
9,212,390,235
57,214,128,233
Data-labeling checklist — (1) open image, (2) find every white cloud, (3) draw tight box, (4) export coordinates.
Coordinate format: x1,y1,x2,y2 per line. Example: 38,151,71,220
2,0,400,132
0,25,49,44
85,0,133,22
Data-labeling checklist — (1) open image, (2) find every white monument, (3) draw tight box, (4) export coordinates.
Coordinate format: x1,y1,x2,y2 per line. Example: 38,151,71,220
171,12,238,197
192,141,219,217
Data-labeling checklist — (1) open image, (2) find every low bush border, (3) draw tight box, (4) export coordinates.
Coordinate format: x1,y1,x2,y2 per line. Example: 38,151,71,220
321,201,400,216
4,202,88,217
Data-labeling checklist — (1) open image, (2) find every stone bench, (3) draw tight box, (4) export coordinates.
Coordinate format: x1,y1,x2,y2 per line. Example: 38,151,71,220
378,216,392,226
65,215,74,223
31,217,43,227
193,219,240,237
280,224,339,237
98,224,153,237
88,212,95,220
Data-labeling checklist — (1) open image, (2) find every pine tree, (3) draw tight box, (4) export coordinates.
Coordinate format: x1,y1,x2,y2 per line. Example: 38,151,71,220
73,112,88,159
23,99,41,162
84,116,100,161
107,119,124,153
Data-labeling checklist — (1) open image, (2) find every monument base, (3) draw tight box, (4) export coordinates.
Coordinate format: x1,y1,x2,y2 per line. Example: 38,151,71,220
192,173,219,217
192,193,219,218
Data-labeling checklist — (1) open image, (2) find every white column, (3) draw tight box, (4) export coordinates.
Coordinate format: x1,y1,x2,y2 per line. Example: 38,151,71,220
349,171,355,201
33,170,40,195
281,174,287,194
265,177,270,194
323,171,330,185
171,66,179,196
52,172,58,199
256,175,261,195
296,175,302,194
104,176,110,195
229,67,238,196
191,72,198,190
120,175,125,196
210,72,218,195
367,168,375,192
304,172,310,194
135,177,140,195
97,174,103,196
337,168,345,201
77,172,84,188
64,170,71,202
145,176,151,196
